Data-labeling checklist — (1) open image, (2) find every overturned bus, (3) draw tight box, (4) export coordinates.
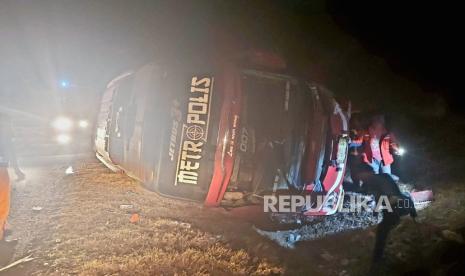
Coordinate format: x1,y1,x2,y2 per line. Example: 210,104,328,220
95,52,349,216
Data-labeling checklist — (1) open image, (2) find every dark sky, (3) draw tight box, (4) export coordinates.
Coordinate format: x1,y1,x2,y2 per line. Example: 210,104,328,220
326,0,461,111
0,0,461,113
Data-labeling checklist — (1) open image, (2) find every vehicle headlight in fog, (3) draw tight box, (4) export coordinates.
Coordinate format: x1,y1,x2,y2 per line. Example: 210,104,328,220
56,134,71,144
52,117,73,131
78,120,89,128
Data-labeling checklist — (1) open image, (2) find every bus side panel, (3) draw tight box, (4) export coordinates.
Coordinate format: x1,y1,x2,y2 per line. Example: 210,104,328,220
138,66,164,185
123,65,159,181
204,65,242,206
152,68,219,201
108,76,135,166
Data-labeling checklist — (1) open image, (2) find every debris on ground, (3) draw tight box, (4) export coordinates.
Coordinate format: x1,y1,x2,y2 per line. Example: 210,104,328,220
129,213,140,223
65,166,74,175
0,255,35,272
223,191,244,201
119,204,134,210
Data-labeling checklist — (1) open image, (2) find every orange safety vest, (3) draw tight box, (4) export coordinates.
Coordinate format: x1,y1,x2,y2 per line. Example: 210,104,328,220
352,132,399,166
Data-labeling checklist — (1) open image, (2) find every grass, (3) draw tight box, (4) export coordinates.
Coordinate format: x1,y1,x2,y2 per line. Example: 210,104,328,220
8,158,465,275
9,160,283,275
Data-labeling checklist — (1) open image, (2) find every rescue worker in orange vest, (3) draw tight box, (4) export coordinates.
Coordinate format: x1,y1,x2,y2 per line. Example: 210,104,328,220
350,115,400,181
0,112,25,242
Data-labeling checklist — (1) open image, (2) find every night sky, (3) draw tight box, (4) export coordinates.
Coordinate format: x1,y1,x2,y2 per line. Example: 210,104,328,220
0,0,461,114
327,0,462,112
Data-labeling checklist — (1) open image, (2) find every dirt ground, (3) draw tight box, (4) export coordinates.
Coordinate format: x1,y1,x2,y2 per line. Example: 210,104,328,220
2,157,465,275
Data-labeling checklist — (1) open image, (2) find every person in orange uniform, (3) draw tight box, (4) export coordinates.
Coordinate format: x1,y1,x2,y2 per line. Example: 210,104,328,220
0,112,25,242
350,115,400,180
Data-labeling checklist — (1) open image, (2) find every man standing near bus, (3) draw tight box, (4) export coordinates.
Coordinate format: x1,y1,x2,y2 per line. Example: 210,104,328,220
350,114,401,181
0,112,25,243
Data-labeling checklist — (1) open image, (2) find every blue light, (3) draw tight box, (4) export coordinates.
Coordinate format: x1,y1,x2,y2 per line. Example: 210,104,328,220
60,80,70,88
